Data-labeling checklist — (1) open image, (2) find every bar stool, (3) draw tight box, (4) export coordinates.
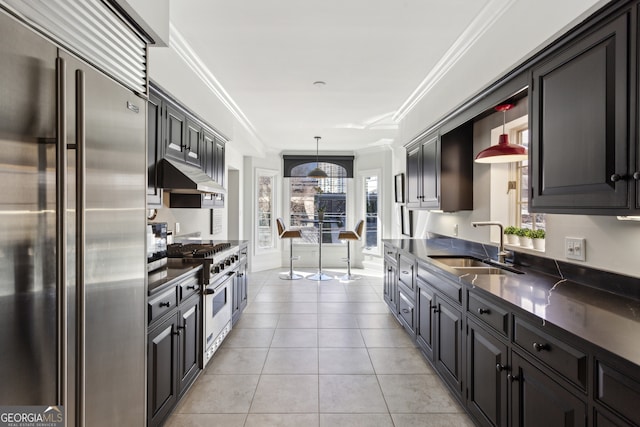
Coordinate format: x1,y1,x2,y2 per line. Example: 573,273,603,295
338,220,365,281
276,218,303,280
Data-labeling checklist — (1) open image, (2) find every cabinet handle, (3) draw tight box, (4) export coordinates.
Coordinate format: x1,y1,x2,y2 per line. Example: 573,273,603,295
159,301,171,307
507,374,519,382
173,329,181,336
496,363,507,372
387,267,392,272
402,271,410,275
477,308,490,315
532,342,549,352
610,173,624,182
402,308,410,314
387,251,394,255
634,171,640,180
186,285,196,290
431,306,439,313
238,273,244,278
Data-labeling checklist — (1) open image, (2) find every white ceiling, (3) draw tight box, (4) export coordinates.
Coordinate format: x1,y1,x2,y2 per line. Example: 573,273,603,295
167,0,607,152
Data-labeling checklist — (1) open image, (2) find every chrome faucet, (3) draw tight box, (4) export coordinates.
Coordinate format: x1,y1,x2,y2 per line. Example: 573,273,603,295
471,221,509,264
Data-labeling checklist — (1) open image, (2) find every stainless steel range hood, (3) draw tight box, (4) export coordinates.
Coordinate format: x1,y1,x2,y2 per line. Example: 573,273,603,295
161,158,226,194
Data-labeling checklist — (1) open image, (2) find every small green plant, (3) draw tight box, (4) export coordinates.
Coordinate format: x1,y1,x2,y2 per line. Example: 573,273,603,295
504,226,518,235
530,229,546,239
317,204,326,213
515,227,533,237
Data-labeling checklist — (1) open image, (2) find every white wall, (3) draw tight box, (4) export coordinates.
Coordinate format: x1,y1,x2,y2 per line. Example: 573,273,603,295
114,0,170,46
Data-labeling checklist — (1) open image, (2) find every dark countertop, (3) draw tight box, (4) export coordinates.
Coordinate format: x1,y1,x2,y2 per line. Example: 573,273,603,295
383,239,640,367
148,262,203,295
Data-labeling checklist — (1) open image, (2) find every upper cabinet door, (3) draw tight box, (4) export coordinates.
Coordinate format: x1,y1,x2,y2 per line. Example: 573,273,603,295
420,135,440,208
164,103,187,162
406,145,422,208
185,119,203,169
529,12,630,213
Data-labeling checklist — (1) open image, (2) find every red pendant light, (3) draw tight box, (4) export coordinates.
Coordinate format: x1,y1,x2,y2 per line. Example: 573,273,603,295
475,104,527,163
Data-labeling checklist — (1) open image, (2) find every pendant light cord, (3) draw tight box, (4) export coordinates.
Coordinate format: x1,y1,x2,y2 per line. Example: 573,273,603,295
315,136,321,169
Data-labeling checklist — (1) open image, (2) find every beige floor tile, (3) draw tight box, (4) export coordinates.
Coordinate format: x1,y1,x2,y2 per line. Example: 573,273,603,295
318,293,351,303
164,413,246,427
206,347,268,374
355,314,401,329
391,413,475,427
346,293,384,302
319,375,387,413
271,328,318,347
263,347,318,374
254,292,318,303
250,375,319,413
318,313,359,329
361,328,417,348
319,348,374,374
377,375,463,413
318,329,365,347
277,313,318,328
222,328,274,348
233,313,280,329
368,347,435,374
320,413,394,427
176,374,259,413
245,413,319,427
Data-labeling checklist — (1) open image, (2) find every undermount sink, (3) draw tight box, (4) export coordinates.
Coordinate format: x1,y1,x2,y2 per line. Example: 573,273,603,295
429,256,491,268
452,266,506,275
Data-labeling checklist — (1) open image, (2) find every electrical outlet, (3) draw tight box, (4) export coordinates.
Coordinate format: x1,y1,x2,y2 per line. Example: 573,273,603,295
175,222,181,234
453,224,458,236
565,237,586,261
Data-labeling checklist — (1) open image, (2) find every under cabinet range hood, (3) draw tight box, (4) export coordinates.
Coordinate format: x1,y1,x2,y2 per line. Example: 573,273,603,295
161,158,226,195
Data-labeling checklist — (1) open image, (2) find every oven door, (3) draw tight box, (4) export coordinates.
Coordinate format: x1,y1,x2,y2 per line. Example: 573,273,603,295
203,270,235,365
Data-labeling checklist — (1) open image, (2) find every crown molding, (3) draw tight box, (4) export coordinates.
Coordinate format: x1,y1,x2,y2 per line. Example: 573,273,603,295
392,0,518,122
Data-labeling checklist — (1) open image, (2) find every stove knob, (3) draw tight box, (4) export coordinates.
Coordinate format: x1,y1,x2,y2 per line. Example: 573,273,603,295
225,259,231,266
234,254,239,261
213,265,220,274
219,262,226,270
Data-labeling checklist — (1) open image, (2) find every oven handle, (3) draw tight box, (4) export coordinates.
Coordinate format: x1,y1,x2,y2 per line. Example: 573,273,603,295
204,271,236,295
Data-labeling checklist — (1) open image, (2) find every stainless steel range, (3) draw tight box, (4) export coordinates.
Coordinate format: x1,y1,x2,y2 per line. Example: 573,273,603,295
168,242,239,366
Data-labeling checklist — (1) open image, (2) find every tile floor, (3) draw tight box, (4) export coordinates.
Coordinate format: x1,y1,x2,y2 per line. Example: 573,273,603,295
165,267,474,427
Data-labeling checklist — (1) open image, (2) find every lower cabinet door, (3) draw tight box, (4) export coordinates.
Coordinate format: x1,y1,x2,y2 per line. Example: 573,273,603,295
467,319,508,427
178,295,201,395
511,352,586,427
435,296,463,397
416,281,435,361
148,314,178,427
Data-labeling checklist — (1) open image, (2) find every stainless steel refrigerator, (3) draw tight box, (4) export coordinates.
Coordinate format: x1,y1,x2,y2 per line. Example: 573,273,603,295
0,9,146,426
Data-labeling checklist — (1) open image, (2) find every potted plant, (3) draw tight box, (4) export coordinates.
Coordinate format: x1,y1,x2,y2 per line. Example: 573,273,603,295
504,226,519,245
516,227,533,248
317,204,326,222
531,229,546,250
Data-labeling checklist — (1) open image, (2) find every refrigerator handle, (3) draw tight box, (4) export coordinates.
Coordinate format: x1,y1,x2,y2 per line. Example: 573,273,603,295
75,68,86,427
55,57,68,411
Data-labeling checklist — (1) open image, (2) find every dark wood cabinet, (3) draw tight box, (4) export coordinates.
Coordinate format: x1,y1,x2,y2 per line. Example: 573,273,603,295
147,268,202,427
383,244,399,314
232,247,248,325
530,11,633,214
164,102,187,163
467,319,508,427
147,314,178,427
398,288,415,335
185,118,204,169
405,123,473,211
434,296,463,397
177,294,201,396
416,279,435,361
147,91,164,207
511,352,586,427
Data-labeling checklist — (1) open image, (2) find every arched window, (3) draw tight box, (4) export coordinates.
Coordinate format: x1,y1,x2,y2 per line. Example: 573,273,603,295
283,155,353,244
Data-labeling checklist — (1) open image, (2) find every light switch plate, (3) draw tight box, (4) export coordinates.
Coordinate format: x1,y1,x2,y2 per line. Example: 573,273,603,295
565,237,586,261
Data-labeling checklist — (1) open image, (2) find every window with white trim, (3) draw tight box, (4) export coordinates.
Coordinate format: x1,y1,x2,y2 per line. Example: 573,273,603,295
256,169,277,251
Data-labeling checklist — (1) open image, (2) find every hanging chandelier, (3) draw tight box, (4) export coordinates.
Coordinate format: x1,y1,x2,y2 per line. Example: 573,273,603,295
307,136,328,178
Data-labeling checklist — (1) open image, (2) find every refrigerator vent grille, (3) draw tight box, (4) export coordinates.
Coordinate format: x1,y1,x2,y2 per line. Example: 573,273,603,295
1,0,148,94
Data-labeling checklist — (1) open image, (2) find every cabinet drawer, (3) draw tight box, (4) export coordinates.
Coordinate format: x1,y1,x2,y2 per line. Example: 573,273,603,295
398,290,415,331
467,291,508,337
595,360,640,426
149,286,177,324
513,317,587,390
178,275,200,303
383,244,397,264
417,263,462,305
398,254,414,291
